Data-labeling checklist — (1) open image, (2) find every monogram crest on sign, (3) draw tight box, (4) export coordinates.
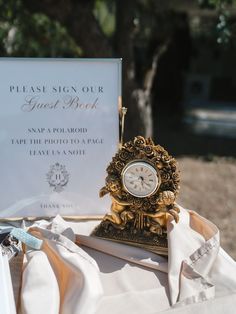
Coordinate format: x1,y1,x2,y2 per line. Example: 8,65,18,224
46,163,69,192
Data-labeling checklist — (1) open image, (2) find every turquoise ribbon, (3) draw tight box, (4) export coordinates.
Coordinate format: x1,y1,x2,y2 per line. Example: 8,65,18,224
10,228,43,250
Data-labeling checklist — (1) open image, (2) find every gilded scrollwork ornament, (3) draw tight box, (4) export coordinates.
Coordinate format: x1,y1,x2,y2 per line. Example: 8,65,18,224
92,136,180,256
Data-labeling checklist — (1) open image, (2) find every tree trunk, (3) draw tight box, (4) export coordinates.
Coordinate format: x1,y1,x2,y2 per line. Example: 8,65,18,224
22,0,161,140
115,0,151,140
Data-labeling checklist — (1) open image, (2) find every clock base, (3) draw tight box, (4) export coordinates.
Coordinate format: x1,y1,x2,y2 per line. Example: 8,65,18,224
91,221,168,257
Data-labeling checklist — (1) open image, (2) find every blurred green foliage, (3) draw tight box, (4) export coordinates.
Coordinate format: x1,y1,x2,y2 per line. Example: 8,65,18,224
0,0,120,57
1,0,236,58
0,0,81,57
94,0,115,37
199,0,236,44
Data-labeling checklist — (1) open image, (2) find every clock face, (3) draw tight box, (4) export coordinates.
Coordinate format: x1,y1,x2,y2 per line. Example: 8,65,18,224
122,161,159,198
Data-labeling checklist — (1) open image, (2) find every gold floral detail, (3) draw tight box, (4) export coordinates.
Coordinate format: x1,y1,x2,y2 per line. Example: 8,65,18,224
97,136,181,249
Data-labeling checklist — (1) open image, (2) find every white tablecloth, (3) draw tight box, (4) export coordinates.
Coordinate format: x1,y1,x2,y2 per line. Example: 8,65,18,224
1,206,236,314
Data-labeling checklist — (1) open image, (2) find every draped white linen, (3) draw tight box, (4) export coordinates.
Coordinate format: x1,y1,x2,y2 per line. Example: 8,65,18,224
1,206,236,314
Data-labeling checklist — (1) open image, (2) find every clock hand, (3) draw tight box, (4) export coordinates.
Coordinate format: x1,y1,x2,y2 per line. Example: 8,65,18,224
127,174,139,181
143,181,151,188
132,178,143,184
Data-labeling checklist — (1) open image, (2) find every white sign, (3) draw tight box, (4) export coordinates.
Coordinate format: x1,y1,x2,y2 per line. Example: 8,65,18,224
0,58,120,218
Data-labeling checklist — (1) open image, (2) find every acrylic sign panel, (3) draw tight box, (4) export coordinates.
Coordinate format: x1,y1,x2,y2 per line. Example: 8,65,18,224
0,58,120,218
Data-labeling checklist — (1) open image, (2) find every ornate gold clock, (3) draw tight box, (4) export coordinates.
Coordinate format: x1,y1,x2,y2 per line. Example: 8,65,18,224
92,135,180,256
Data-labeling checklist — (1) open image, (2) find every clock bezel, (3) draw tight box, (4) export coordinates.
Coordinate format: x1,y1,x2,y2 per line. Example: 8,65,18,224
121,160,161,198
105,136,180,210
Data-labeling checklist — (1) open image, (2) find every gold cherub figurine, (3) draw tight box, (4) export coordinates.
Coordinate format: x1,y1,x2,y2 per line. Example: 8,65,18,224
92,136,180,256
99,175,134,227
145,191,180,235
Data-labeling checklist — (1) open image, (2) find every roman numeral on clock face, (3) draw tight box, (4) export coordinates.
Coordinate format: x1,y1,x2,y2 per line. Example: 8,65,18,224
122,161,159,198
